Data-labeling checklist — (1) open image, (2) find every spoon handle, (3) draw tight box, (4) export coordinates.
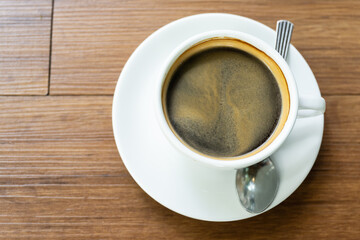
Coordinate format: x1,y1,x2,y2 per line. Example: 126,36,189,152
275,20,294,60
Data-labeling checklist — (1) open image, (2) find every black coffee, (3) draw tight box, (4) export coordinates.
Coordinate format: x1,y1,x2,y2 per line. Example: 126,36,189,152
164,41,283,158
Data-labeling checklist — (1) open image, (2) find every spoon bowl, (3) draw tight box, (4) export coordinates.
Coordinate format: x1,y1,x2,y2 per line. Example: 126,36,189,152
236,158,279,213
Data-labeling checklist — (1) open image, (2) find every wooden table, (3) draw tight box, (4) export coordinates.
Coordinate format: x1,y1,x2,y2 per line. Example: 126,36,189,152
0,0,359,239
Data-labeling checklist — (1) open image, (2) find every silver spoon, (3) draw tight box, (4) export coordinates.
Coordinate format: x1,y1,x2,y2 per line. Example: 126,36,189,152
236,20,294,214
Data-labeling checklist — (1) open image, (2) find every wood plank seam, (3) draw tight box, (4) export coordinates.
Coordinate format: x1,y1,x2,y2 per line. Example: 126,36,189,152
47,0,55,95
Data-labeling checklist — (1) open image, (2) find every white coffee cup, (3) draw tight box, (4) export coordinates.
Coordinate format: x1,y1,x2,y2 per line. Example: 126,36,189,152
154,30,325,170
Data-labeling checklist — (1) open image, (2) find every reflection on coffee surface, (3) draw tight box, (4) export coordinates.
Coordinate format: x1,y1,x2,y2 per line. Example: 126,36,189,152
163,39,288,158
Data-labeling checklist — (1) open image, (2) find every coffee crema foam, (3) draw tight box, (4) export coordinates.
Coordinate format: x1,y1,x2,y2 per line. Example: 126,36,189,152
162,38,290,159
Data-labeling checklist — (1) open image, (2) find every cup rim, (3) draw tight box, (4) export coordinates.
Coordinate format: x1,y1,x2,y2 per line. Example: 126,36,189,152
154,30,299,169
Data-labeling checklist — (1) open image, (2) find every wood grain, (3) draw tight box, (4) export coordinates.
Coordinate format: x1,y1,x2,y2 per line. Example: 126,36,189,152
49,0,360,95
0,96,359,239
0,0,52,95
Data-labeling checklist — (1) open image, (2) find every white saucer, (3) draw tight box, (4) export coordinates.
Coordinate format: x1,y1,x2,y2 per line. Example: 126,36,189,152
112,13,324,222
